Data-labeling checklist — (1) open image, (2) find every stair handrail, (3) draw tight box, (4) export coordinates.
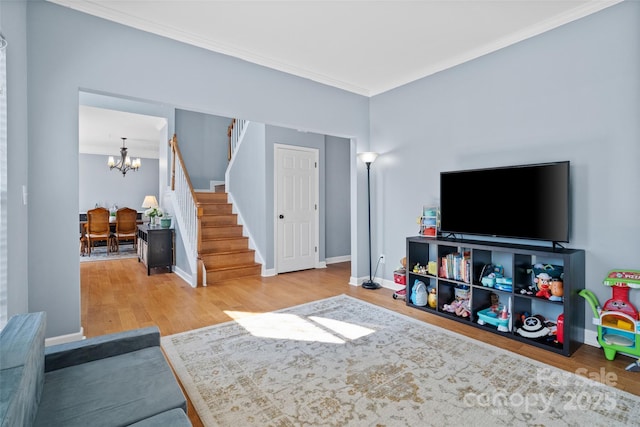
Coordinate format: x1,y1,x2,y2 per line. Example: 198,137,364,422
169,134,205,286
227,118,248,161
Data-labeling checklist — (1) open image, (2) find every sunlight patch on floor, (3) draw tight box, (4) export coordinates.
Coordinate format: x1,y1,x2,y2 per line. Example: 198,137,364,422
309,316,375,340
223,311,376,343
224,310,263,321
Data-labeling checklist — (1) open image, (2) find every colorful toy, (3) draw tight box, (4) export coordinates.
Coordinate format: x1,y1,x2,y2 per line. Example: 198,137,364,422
427,287,437,309
418,206,439,237
427,261,438,276
410,279,428,306
580,269,640,372
443,285,471,317
524,263,564,298
392,287,406,300
443,298,470,318
549,278,564,302
516,315,553,338
477,292,511,332
392,261,407,300
535,272,553,299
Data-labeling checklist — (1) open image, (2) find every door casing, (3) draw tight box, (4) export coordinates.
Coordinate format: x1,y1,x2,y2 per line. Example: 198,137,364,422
274,143,319,273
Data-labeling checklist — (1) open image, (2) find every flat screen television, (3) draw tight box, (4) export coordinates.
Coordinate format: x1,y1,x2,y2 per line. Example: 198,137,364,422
439,161,570,243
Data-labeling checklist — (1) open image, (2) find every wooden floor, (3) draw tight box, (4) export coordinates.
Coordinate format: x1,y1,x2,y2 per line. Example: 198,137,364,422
81,259,640,426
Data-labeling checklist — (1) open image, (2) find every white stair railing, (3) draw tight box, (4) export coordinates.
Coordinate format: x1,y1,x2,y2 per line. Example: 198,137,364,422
169,134,201,287
227,118,249,160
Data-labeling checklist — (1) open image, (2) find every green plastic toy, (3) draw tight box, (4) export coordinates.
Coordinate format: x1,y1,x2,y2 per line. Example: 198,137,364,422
580,269,640,372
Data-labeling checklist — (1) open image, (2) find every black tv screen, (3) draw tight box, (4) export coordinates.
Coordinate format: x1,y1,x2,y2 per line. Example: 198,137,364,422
440,161,570,243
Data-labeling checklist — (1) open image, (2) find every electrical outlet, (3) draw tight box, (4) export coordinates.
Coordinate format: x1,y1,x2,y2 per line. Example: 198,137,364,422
380,254,385,264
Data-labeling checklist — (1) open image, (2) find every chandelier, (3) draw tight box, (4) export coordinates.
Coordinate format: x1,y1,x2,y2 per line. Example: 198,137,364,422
107,137,141,177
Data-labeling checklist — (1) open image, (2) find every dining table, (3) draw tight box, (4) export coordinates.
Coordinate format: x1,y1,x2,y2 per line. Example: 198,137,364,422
79,213,145,255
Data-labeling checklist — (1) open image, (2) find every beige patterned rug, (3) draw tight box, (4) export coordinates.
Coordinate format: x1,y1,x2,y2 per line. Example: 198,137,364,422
161,295,639,426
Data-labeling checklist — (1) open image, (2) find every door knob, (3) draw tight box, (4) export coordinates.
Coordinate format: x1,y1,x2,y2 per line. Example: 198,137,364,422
279,214,284,219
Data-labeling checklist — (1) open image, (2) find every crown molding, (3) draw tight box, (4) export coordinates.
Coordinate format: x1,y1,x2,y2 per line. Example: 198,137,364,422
48,0,623,97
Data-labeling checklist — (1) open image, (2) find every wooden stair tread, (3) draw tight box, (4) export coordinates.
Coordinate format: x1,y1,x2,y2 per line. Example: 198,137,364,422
206,262,261,270
204,236,247,241
192,190,261,285
201,248,254,255
205,263,261,273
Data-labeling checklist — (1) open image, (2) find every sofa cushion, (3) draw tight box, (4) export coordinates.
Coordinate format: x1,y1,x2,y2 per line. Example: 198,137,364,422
33,347,186,427
44,326,161,372
0,312,46,427
127,408,191,427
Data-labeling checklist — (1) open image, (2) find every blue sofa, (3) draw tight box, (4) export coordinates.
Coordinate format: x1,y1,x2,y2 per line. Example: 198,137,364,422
0,312,191,426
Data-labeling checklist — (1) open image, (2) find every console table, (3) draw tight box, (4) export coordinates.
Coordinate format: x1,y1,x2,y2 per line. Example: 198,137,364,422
137,225,174,275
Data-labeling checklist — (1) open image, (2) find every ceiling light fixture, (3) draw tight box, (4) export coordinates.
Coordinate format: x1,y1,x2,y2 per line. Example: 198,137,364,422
108,137,141,177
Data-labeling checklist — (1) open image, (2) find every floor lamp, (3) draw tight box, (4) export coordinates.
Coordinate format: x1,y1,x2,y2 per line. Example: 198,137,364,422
358,152,381,290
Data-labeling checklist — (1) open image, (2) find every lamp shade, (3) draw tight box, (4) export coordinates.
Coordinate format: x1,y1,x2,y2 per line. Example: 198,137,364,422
141,195,159,209
358,152,379,164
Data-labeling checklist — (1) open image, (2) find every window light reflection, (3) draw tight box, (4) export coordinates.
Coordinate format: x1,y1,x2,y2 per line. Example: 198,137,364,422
309,316,374,340
223,311,375,344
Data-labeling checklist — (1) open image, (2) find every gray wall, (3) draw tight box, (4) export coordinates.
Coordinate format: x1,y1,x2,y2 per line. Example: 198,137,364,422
265,126,326,268
3,0,29,319
369,1,640,318
325,136,351,260
228,122,268,263
175,109,230,190
228,124,351,270
9,1,369,338
79,153,160,213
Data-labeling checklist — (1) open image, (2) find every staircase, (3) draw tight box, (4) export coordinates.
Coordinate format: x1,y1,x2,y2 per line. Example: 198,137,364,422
195,191,261,284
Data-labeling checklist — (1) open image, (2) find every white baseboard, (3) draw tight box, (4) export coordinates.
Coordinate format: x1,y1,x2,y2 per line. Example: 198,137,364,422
584,328,599,347
173,265,193,287
350,275,404,292
262,267,276,277
326,255,351,264
45,327,85,346
379,277,405,292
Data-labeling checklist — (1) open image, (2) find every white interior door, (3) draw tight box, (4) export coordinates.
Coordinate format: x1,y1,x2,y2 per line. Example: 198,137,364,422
275,145,318,273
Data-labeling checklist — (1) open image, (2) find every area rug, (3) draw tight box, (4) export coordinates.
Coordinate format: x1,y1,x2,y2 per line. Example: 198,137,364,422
161,295,640,427
79,245,137,262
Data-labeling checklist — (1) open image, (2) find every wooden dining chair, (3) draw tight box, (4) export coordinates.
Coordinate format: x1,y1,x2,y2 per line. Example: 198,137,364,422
85,207,112,256
113,207,138,253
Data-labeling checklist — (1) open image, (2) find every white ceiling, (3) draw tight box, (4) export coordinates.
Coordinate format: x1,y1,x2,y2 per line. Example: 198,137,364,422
79,106,166,158
50,0,620,97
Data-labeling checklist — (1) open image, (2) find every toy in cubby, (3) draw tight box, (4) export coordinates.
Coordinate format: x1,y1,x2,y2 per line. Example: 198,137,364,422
514,312,558,342
521,263,564,301
412,263,427,275
580,269,640,372
410,279,428,307
442,284,470,318
479,264,513,292
477,292,511,332
427,286,437,309
412,261,438,276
